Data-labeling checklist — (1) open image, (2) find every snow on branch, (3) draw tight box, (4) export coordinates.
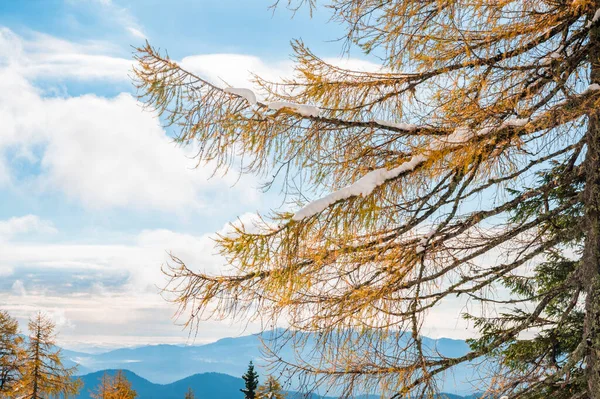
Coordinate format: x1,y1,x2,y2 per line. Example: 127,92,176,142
291,115,536,222
268,101,321,117
416,230,435,254
374,119,418,132
587,9,600,28
430,127,473,149
501,118,530,127
292,155,427,221
584,83,600,94
431,118,530,150
224,87,257,105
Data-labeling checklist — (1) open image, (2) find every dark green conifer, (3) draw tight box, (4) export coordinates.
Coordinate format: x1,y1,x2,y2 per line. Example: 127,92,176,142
240,361,259,399
467,162,586,398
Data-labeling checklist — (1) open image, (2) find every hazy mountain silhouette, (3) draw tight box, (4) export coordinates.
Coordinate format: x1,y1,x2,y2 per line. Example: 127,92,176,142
74,369,478,399
64,330,485,395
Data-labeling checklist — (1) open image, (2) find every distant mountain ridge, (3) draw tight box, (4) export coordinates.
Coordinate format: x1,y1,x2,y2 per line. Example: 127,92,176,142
75,370,241,399
74,369,478,399
63,331,483,395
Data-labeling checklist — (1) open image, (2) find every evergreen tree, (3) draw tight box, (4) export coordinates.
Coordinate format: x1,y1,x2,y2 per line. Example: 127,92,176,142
184,387,195,399
0,310,24,394
135,1,600,398
15,312,81,399
240,361,259,399
257,376,285,399
468,163,588,398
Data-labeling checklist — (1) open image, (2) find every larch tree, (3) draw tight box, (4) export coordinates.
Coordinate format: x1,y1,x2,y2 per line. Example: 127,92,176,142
184,387,195,399
90,372,114,399
111,371,137,399
0,310,24,395
90,371,137,399
241,361,259,399
91,371,137,399
257,376,286,399
134,1,600,398
16,313,81,399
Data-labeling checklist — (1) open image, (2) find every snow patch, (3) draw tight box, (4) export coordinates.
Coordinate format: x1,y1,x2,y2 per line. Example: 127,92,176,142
584,83,600,93
268,101,321,117
448,126,474,143
431,118,528,150
224,87,257,105
501,118,529,128
540,52,562,65
586,9,600,28
374,119,418,132
431,126,475,149
292,155,427,221
416,230,435,254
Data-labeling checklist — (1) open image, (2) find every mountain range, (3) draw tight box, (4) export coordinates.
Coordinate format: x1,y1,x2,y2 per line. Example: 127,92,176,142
74,369,480,399
60,330,486,396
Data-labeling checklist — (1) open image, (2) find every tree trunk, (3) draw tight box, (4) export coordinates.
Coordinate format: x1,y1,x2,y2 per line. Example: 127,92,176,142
32,324,40,399
584,7,600,398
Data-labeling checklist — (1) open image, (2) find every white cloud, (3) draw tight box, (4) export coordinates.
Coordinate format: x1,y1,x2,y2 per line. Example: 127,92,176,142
1,27,381,88
0,31,260,212
180,54,382,98
36,93,249,211
0,219,264,346
45,308,76,329
66,0,147,43
11,280,27,296
0,215,57,239
127,27,147,40
181,54,293,95
0,28,132,81
136,229,222,274
323,57,385,73
0,265,13,277
0,219,240,298
100,1,148,42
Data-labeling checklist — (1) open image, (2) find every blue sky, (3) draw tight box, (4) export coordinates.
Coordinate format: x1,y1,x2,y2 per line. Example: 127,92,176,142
0,0,471,351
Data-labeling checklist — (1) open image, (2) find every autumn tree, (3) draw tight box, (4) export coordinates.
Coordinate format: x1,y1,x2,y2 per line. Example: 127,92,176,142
15,313,80,399
91,371,137,399
257,376,286,399
111,371,137,399
0,310,24,394
241,361,259,399
90,372,113,399
184,387,195,399
135,1,600,398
